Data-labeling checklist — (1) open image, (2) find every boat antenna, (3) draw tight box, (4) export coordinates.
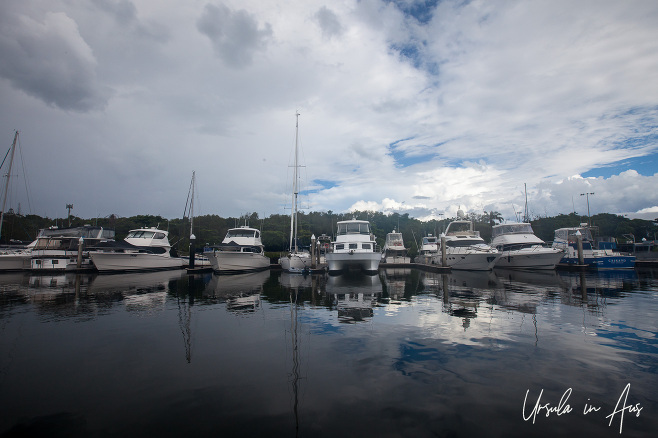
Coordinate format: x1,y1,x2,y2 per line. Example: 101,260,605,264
523,183,529,223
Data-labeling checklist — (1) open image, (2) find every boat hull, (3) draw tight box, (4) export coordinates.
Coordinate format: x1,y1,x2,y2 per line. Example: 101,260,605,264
558,255,636,269
279,253,312,273
442,251,500,271
495,249,564,269
208,252,270,274
326,252,381,273
0,252,31,271
90,252,184,272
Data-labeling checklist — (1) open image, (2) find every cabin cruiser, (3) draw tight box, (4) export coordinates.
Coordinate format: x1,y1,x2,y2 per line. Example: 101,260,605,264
381,229,410,263
552,225,635,269
415,234,439,264
432,220,500,270
205,226,270,274
89,227,184,272
30,226,116,271
0,246,32,271
325,219,381,273
491,223,564,269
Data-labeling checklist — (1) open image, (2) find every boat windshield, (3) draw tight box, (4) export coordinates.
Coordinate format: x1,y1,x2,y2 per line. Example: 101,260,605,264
337,222,370,235
422,237,437,245
446,221,473,234
554,227,593,241
492,223,533,238
127,231,156,239
226,229,258,239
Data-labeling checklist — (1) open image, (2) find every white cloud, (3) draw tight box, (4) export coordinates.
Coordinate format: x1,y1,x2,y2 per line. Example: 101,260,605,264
0,0,656,224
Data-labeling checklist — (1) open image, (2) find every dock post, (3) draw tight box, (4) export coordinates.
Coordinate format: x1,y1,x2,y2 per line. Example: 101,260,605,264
311,234,316,269
189,233,196,269
76,237,84,269
441,236,447,267
576,233,584,265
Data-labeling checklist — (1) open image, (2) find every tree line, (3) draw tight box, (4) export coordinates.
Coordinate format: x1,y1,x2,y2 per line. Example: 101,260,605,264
2,209,655,257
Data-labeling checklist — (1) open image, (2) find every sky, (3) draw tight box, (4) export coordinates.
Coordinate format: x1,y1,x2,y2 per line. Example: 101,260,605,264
1,0,657,223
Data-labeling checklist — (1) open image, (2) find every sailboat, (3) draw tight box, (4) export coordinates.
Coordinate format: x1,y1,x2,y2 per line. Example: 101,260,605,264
279,112,312,273
0,131,32,271
184,171,210,271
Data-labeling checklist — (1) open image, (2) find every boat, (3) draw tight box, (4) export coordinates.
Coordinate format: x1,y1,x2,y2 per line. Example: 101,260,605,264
89,227,184,272
381,229,410,264
325,219,381,273
278,112,312,274
432,219,500,270
491,223,564,269
30,225,116,271
205,225,270,274
415,234,439,264
552,225,635,269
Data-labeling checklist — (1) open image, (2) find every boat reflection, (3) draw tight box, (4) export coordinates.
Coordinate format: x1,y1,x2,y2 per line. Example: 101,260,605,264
325,272,382,323
205,270,269,314
379,267,412,301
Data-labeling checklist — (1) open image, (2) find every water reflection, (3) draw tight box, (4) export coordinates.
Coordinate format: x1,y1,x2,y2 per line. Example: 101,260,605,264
205,270,268,314
325,271,382,323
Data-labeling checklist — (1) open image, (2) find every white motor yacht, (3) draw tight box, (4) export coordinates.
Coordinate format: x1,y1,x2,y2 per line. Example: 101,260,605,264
432,220,500,270
89,227,184,272
205,226,270,274
552,225,635,269
416,234,439,264
491,223,564,269
30,226,116,271
325,219,381,273
382,229,410,264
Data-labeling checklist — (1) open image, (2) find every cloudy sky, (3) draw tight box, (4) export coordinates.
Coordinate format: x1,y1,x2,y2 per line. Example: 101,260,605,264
1,0,657,223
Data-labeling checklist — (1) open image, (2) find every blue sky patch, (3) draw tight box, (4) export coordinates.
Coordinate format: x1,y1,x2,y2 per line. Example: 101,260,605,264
582,153,658,178
388,0,440,24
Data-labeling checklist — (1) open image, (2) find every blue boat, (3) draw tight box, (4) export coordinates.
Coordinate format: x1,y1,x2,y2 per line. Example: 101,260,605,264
552,225,635,269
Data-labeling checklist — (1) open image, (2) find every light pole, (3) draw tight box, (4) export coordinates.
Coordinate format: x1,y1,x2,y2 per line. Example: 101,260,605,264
580,192,594,226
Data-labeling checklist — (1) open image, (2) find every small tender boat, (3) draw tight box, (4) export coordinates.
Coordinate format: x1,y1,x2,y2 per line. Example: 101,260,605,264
491,223,564,269
382,229,410,264
433,219,500,270
552,225,635,269
205,226,270,274
89,227,184,272
325,219,381,273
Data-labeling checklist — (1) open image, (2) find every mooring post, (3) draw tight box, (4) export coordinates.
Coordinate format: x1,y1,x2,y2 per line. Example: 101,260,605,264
189,233,196,269
77,237,84,269
576,232,584,266
311,234,316,269
441,235,447,267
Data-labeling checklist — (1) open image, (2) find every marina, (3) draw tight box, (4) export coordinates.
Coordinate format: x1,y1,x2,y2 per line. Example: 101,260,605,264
0,267,656,437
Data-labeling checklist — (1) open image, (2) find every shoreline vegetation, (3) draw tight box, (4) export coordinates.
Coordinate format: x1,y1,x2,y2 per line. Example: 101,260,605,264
1,210,656,258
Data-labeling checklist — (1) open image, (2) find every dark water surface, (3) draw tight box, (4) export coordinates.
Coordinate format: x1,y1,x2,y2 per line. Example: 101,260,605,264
1,267,656,437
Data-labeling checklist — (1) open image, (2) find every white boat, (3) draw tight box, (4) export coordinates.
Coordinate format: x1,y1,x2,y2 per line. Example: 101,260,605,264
325,219,381,273
0,247,32,271
89,227,184,272
30,226,116,271
552,225,635,269
491,223,564,269
432,219,500,270
278,112,312,274
416,234,439,264
382,229,410,263
205,226,270,274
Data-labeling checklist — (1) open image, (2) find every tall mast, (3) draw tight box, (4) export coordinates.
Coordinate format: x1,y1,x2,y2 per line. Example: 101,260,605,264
288,112,300,253
0,131,18,242
189,171,195,239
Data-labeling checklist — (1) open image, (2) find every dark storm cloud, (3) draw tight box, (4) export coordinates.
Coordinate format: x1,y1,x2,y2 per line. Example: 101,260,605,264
0,8,110,112
197,3,273,68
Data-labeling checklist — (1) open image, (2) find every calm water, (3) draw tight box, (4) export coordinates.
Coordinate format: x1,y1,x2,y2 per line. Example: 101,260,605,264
0,267,656,437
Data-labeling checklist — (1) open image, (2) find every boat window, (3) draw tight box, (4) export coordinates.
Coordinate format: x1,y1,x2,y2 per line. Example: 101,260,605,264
127,231,156,239
337,222,370,235
447,239,483,247
226,229,257,238
492,224,533,238
335,244,344,250
362,243,371,250
153,233,166,239
349,244,358,249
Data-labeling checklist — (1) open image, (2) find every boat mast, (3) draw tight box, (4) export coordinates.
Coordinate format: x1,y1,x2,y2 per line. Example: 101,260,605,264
0,131,18,243
288,112,300,254
189,171,195,239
